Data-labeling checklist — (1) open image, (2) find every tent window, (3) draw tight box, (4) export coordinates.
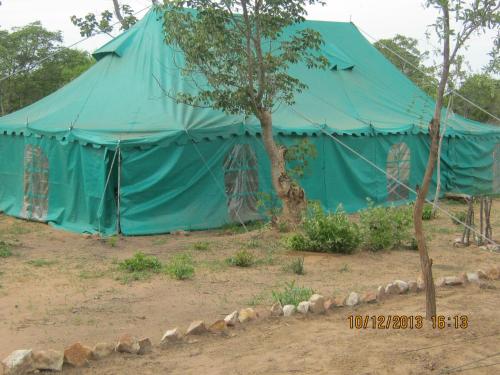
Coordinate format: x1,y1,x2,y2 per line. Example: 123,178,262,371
21,145,49,221
494,143,500,194
387,143,411,201
223,144,259,222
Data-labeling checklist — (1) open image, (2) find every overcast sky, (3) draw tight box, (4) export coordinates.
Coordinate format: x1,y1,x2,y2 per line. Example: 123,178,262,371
0,0,497,73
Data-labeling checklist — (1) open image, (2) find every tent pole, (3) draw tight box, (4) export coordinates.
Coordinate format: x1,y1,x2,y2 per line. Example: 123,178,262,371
117,143,121,235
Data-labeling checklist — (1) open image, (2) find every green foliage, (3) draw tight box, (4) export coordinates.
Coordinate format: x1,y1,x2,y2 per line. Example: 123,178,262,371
161,1,327,115
27,259,57,267
271,281,313,307
286,203,361,254
0,241,12,258
166,253,195,280
374,35,437,98
105,235,118,247
285,139,318,181
119,252,162,273
454,74,499,124
422,204,435,220
359,203,413,251
193,241,210,251
226,249,255,267
0,23,94,115
283,257,305,275
452,211,468,225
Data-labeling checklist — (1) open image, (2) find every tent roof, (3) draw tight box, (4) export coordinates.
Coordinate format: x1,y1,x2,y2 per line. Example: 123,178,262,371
1,9,498,145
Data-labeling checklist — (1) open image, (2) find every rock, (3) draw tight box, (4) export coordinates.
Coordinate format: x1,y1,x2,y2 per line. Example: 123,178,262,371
309,294,326,314
64,343,92,367
270,303,283,317
224,311,239,327
2,350,35,375
376,286,386,301
186,320,207,335
208,320,227,334
408,281,418,293
92,343,114,360
361,292,377,304
115,334,140,354
160,328,183,347
485,266,500,280
444,276,463,286
323,299,334,310
394,280,409,293
417,276,425,292
283,305,296,317
238,308,257,323
436,277,446,287
33,350,63,372
466,272,480,284
344,292,360,307
453,238,466,247
385,283,399,295
477,270,489,280
138,338,152,355
486,244,500,251
297,301,310,314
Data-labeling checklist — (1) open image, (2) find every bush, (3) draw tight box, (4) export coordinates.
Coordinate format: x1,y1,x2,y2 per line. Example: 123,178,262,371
193,241,210,251
0,242,12,258
286,203,361,254
422,204,434,220
271,281,313,307
359,203,413,251
283,257,305,275
452,211,467,225
166,253,195,280
119,252,162,273
226,250,255,267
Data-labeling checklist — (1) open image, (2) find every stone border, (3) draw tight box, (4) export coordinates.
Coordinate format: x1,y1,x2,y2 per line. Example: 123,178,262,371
1,265,499,375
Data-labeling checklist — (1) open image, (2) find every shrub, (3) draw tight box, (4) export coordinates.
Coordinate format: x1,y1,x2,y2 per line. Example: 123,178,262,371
359,203,413,251
193,241,210,251
286,203,361,254
452,211,467,225
119,252,162,273
271,281,313,307
283,257,305,275
226,250,255,267
422,204,434,220
166,253,195,280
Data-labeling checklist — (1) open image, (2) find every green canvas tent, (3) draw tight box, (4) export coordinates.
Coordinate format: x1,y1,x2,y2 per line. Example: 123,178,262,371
1,9,499,235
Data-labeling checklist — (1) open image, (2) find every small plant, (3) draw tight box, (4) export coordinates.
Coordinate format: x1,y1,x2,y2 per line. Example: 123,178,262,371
0,242,12,258
283,257,305,275
271,281,313,307
193,241,210,251
452,211,467,225
359,202,413,251
286,203,361,254
119,252,162,273
422,204,435,220
105,235,118,247
166,253,195,280
226,249,255,267
27,259,57,267
339,264,350,273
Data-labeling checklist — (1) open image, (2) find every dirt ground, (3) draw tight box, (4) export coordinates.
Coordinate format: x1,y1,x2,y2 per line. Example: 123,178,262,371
0,199,499,374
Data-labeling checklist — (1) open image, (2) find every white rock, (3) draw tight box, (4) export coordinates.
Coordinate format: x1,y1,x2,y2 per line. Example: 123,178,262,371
417,277,425,291
309,294,326,314
33,350,63,372
444,276,463,286
92,343,114,360
224,311,239,327
297,301,310,314
270,303,283,317
385,283,399,295
160,328,183,347
283,305,296,317
186,320,207,335
376,286,386,301
2,350,35,375
344,292,360,307
394,280,409,293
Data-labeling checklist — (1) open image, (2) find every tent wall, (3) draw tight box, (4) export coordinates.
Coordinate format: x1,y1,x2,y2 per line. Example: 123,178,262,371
0,134,116,234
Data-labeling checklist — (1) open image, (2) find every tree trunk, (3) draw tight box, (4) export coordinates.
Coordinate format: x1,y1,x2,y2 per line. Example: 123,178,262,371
112,0,125,25
259,110,306,225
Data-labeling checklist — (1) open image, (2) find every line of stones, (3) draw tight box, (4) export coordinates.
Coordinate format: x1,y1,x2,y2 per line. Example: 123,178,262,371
2,265,499,375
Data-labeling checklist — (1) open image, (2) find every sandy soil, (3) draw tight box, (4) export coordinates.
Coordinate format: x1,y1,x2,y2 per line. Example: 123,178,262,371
0,199,499,374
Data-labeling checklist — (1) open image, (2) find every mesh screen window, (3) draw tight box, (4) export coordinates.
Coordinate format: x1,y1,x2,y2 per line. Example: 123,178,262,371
387,143,411,201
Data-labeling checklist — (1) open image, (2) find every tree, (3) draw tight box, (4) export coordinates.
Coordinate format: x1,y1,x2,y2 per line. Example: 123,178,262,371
415,0,499,320
454,74,500,124
159,0,328,224
71,0,158,37
0,22,94,115
374,35,437,97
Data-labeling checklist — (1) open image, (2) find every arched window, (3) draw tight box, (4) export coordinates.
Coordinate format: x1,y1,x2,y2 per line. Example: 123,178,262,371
21,145,49,221
387,143,411,201
223,144,259,222
494,143,500,194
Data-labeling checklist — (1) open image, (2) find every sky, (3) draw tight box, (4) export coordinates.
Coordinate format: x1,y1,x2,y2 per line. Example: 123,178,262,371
0,0,497,74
